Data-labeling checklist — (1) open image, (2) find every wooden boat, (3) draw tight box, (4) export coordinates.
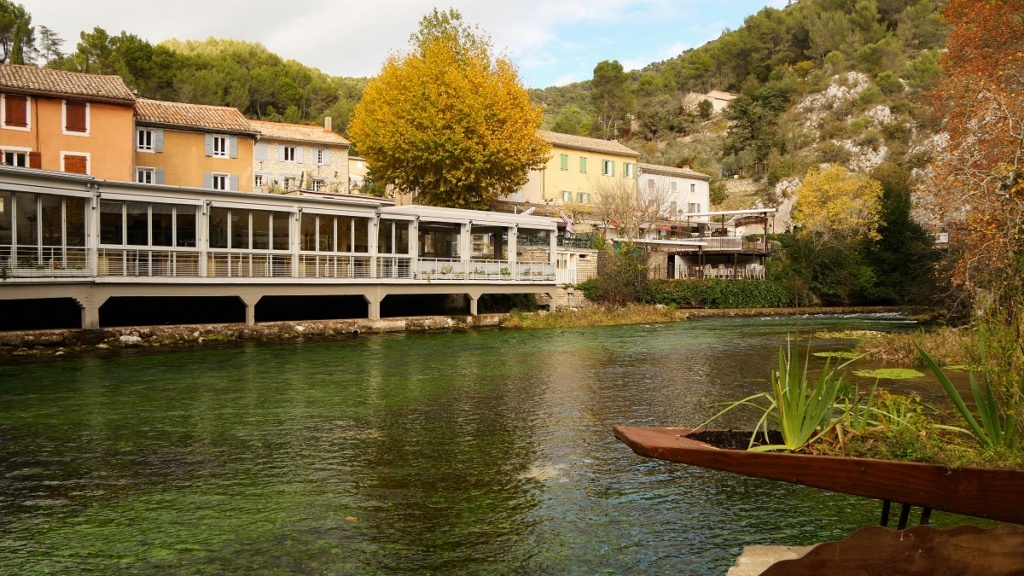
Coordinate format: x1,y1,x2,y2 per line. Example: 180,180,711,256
613,426,1024,525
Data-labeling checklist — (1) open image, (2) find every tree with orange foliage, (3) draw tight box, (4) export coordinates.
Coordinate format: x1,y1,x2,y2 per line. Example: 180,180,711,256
926,0,1024,303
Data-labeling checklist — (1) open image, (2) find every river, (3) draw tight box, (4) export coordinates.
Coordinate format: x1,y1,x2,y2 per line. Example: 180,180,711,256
0,314,982,575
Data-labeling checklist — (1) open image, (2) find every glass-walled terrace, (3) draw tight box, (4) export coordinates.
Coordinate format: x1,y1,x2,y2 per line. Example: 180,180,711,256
1,186,556,283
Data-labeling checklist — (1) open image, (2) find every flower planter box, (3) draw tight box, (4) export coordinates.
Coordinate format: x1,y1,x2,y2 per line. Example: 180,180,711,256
613,426,1024,525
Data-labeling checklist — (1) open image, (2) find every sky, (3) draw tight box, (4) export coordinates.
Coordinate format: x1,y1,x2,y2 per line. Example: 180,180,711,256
32,0,788,89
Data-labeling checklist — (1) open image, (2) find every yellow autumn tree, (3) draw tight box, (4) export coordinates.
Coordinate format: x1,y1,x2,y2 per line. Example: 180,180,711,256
347,9,550,209
792,164,883,245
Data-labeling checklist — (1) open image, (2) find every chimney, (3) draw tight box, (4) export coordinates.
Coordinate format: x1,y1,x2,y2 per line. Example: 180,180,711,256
324,117,332,132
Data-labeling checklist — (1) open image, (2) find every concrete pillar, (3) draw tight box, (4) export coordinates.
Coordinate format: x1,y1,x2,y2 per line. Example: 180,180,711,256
76,293,107,329
365,294,382,320
467,292,480,316
239,294,261,326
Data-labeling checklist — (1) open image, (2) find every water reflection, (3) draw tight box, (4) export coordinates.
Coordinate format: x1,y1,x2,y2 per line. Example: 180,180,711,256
0,315,986,574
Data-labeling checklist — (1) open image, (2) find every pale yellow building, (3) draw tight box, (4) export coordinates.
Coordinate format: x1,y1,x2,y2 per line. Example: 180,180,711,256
134,99,257,192
249,119,350,194
509,130,640,207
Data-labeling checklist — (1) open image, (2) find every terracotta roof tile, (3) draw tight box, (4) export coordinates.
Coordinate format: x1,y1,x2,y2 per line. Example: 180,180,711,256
135,98,256,134
0,64,135,104
538,130,639,158
249,119,350,147
638,162,711,181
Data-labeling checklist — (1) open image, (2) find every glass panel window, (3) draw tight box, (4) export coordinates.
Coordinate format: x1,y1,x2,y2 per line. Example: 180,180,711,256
100,200,123,245
4,150,28,167
254,174,264,188
0,191,11,247
353,218,369,253
337,217,350,252
15,192,36,246
176,205,196,247
252,210,270,250
316,149,326,165
40,195,62,246
211,174,228,191
126,202,149,246
231,209,250,249
602,160,614,176
562,191,573,203
396,221,409,254
691,183,696,193
624,162,635,178
300,213,317,251
378,220,394,254
151,203,173,247
137,168,155,184
209,207,229,249
66,197,86,247
517,229,551,262
272,212,289,251
283,146,296,162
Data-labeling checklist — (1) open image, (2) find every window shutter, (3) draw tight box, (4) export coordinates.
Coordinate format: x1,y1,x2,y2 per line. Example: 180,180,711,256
155,169,165,185
154,129,164,152
204,134,213,157
5,95,27,127
203,172,213,189
295,146,304,163
255,142,267,161
229,174,239,191
229,136,239,159
65,101,87,132
64,155,88,174
322,149,331,164
28,151,41,169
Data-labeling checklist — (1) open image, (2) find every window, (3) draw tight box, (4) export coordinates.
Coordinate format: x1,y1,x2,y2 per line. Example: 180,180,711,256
646,178,655,190
312,179,325,192
3,94,28,129
254,174,264,188
283,177,296,190
136,128,162,152
688,202,701,214
624,162,634,178
578,192,589,204
561,191,573,203
670,201,678,218
316,149,327,165
560,154,568,171
211,173,228,191
670,181,678,192
136,168,155,184
62,153,88,174
283,146,297,162
690,183,696,193
64,101,88,133
602,159,614,176
579,157,587,173
4,150,28,167
211,135,228,158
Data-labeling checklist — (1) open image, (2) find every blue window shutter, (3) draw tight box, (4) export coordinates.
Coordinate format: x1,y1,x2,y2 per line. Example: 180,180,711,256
155,168,165,185
203,172,213,189
322,149,331,164
154,129,164,152
204,134,213,156
229,174,239,191
229,136,238,159
295,146,304,163
255,142,267,161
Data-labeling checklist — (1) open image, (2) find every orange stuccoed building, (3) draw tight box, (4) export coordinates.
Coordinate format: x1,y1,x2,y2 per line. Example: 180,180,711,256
0,64,136,181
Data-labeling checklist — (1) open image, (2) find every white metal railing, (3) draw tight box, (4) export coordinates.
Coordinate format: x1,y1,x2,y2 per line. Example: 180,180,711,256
207,251,292,278
416,258,464,280
98,248,201,278
297,253,372,279
516,261,556,281
467,259,513,280
2,246,92,278
376,255,413,279
556,267,576,285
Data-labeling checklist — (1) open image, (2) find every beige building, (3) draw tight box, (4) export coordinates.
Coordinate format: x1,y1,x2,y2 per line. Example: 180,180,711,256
250,119,350,194
134,99,258,192
637,163,711,222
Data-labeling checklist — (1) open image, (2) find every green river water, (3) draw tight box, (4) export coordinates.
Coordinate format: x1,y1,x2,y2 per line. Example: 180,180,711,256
0,314,985,575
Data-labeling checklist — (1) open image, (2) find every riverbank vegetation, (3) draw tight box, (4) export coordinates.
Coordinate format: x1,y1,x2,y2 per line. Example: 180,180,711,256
500,304,685,330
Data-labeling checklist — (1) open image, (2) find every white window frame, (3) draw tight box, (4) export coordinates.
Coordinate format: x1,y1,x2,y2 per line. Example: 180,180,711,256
623,162,634,178
1,93,31,131
254,174,264,188
60,151,91,175
211,135,229,158
283,146,297,162
578,192,589,204
561,191,573,203
136,167,156,184
316,149,326,165
2,146,31,167
283,176,296,190
602,159,614,176
137,128,155,152
211,173,229,191
312,179,325,192
690,183,696,193
61,100,90,136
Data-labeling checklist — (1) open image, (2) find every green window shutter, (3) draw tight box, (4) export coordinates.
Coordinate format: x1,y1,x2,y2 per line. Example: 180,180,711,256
580,157,587,173
560,154,568,170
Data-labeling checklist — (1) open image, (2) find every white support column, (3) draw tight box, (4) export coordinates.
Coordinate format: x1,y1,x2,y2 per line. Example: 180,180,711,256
239,294,261,326
467,291,482,316
509,226,518,278
365,293,382,320
76,292,106,329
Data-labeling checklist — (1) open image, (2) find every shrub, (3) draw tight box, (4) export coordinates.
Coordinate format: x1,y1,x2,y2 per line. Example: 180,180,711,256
639,279,798,309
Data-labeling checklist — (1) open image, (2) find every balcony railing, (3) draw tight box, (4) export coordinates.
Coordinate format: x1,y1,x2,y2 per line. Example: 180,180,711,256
98,248,200,277
298,253,373,279
2,246,92,278
208,251,292,278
